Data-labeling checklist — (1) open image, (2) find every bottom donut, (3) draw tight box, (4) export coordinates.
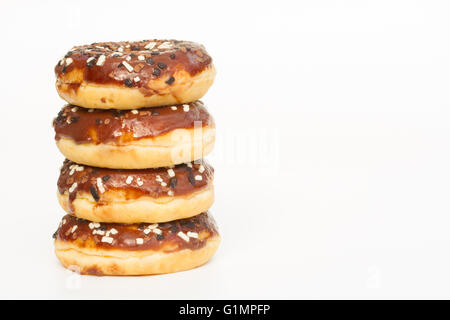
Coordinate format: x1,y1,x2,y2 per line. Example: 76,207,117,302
53,212,220,276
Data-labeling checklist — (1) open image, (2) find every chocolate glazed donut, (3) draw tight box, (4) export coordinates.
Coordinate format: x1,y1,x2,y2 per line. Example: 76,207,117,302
52,101,215,169
53,212,221,276
55,40,216,109
57,159,214,223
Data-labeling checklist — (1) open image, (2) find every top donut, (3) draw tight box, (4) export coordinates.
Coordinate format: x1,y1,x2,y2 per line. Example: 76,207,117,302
55,40,216,110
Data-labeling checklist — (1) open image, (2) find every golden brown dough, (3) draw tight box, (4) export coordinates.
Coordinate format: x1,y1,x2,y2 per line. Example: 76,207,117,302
57,184,214,223
54,237,221,276
55,126,215,169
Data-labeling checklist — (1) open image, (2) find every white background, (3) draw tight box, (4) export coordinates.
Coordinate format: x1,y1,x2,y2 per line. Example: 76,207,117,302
1,0,450,299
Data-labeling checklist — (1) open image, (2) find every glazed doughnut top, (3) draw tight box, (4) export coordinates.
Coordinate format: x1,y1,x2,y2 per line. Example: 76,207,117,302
53,212,219,251
58,159,213,203
53,101,213,144
54,40,212,90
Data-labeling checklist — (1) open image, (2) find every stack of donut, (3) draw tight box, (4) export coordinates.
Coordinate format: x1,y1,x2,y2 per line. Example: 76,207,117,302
51,40,220,276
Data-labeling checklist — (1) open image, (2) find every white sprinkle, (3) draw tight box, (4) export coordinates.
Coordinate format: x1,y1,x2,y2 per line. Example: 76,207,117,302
143,229,151,235
96,54,106,66
59,59,64,66
144,42,156,50
134,76,140,83
109,228,118,235
158,41,172,49
118,47,124,52
65,58,73,66
138,55,145,61
153,228,162,235
75,165,84,172
92,230,97,235
186,162,193,168
96,230,105,236
199,165,205,173
171,106,177,110
161,182,167,187
177,231,190,242
183,104,190,112
126,176,133,184
136,177,144,186
93,222,101,228
89,223,95,230
71,107,79,112
131,109,139,114
101,236,113,244
126,44,130,48
168,190,174,196
187,231,199,239
111,52,123,57
122,61,134,72
155,175,163,182
62,219,66,225
126,56,131,62
195,175,203,181
71,225,78,233
86,57,95,64
69,182,78,193
167,169,175,177
136,238,144,245
147,224,158,230
88,109,94,112
96,178,105,194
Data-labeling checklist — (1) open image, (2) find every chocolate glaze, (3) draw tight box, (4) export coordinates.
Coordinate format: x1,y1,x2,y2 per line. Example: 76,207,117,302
54,40,212,91
54,212,219,251
53,101,213,144
58,159,213,212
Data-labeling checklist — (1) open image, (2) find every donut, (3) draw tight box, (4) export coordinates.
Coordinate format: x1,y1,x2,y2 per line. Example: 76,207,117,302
57,159,214,223
55,40,216,109
53,101,215,169
53,212,220,276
